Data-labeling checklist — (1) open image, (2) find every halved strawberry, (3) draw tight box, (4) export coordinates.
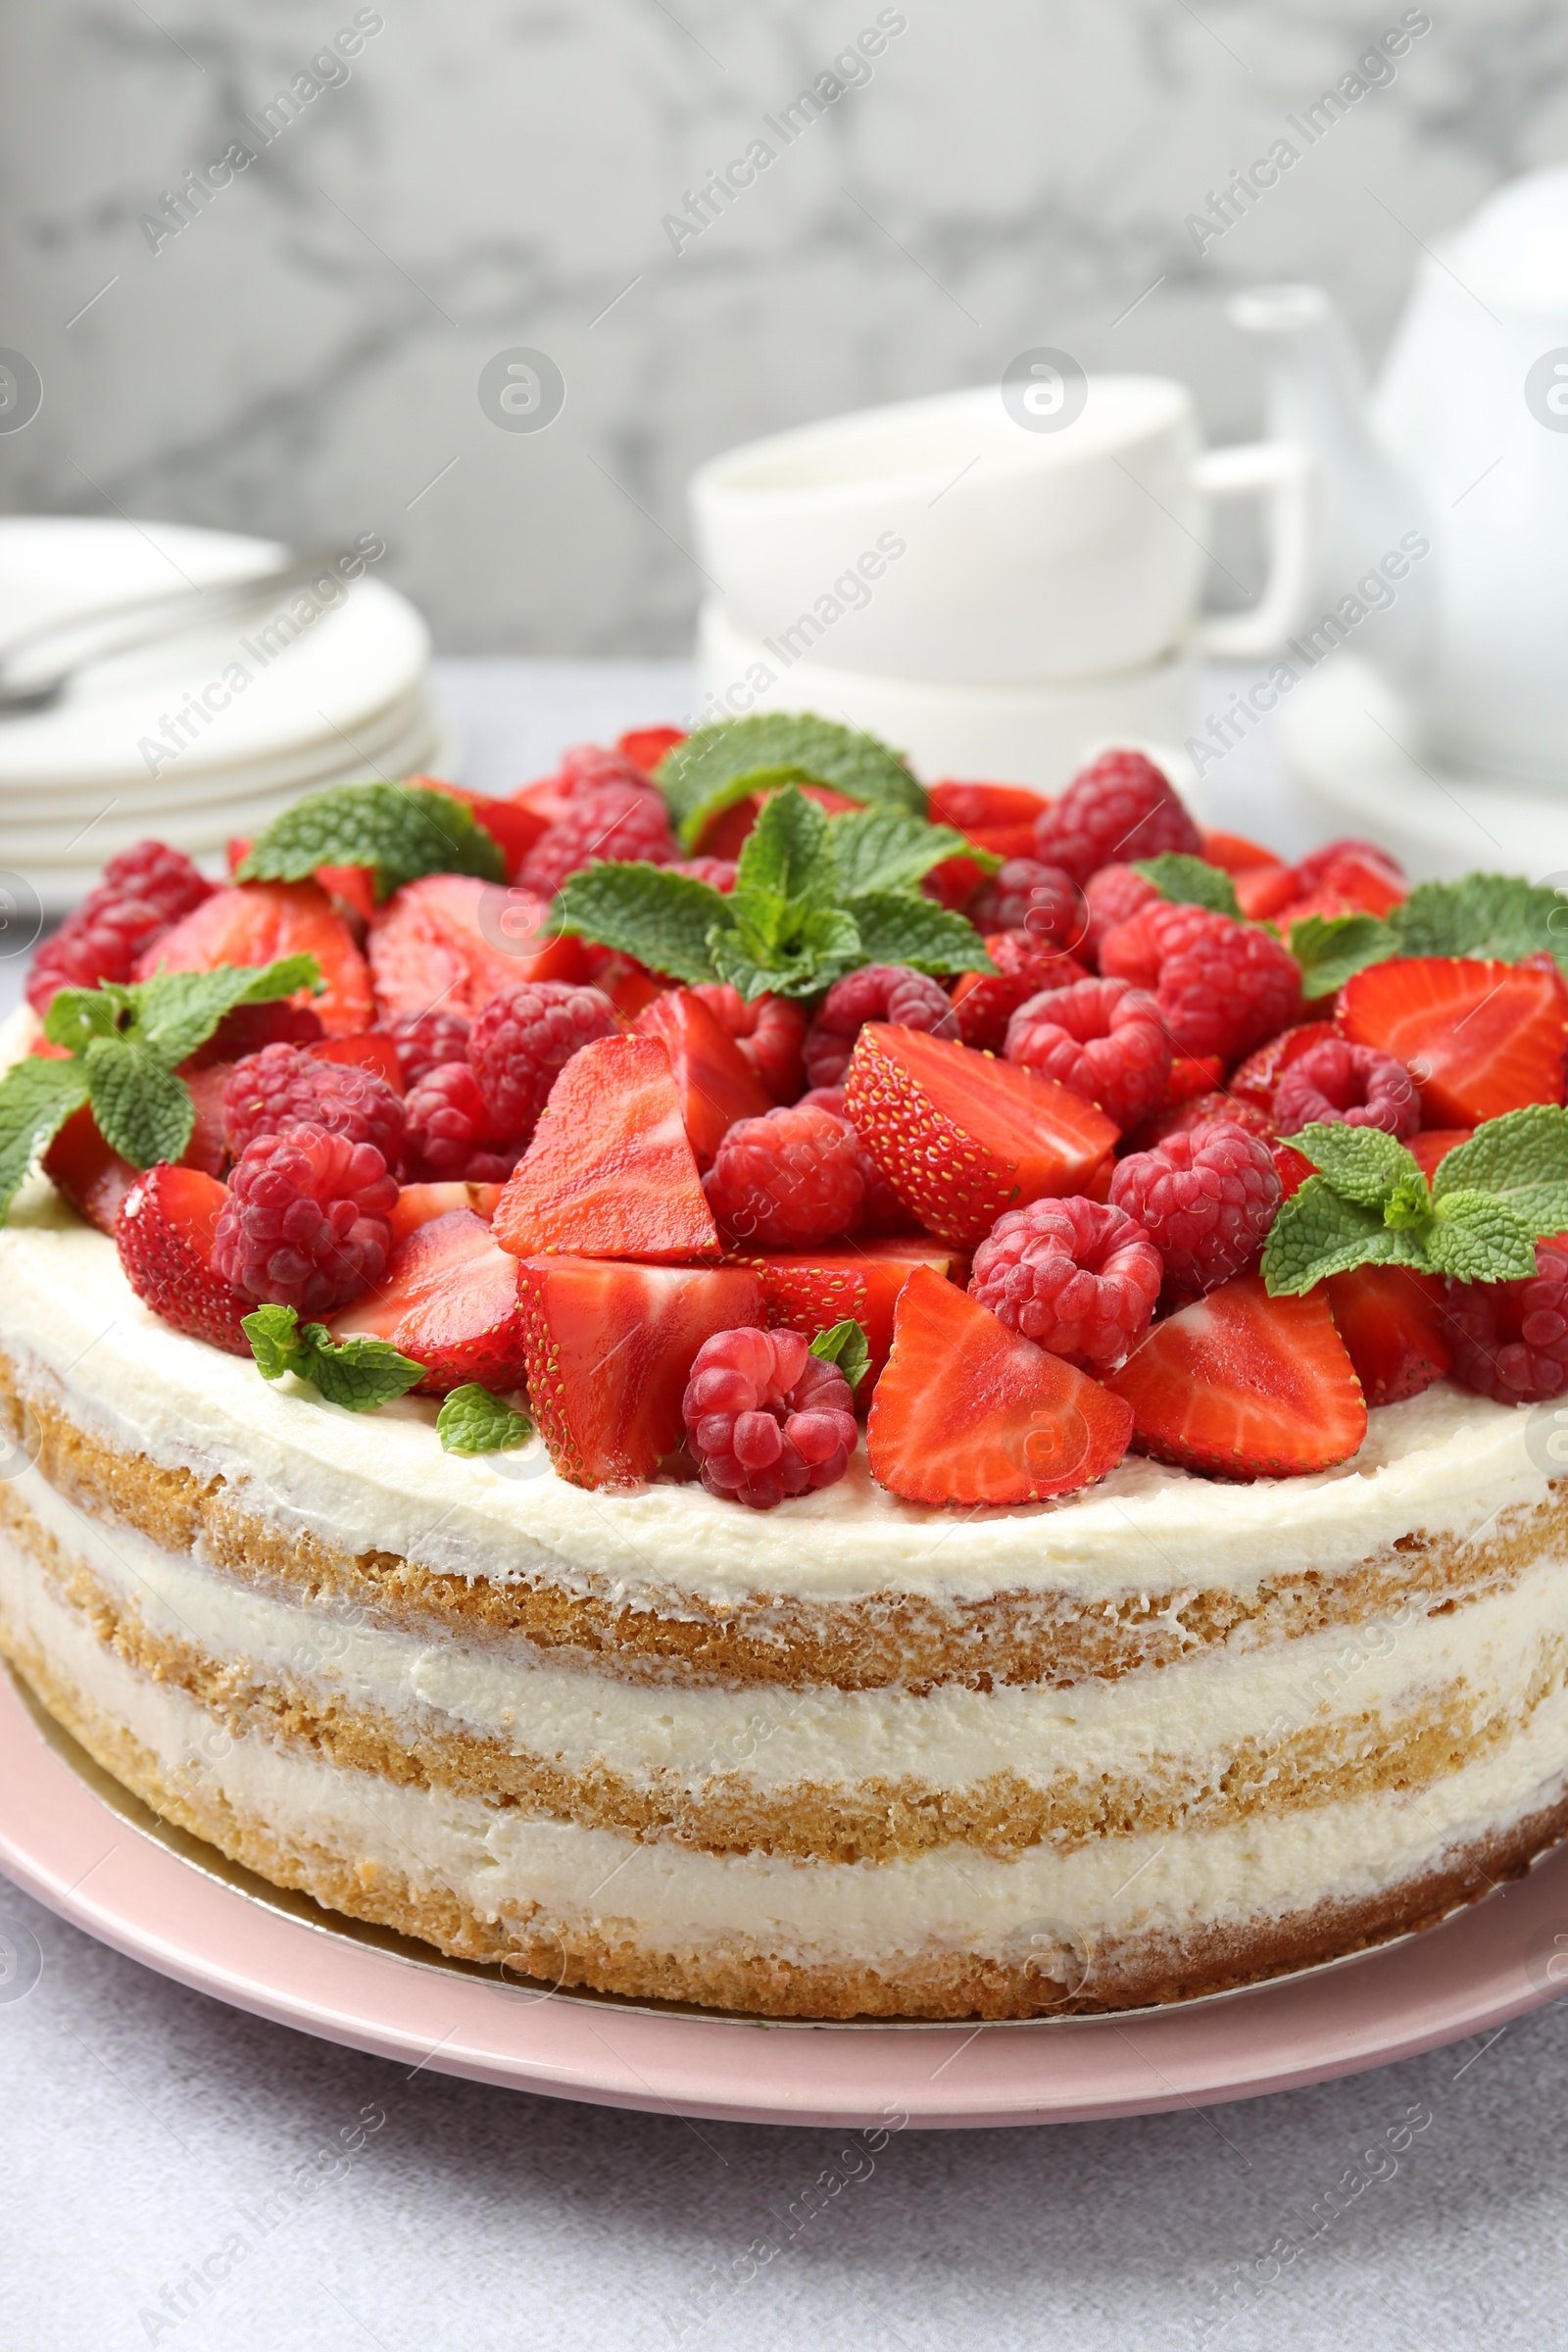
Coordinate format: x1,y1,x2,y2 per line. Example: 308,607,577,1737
387,1180,501,1248
926,780,1051,833
310,1033,405,1092
1157,1054,1225,1111
1233,862,1298,922
1104,1274,1366,1479
950,936,1090,1052
866,1266,1132,1505
314,864,378,924
1200,827,1282,874
844,1023,1117,1249
632,988,772,1168
617,725,686,776
694,782,863,860
1406,1127,1473,1183
115,1165,251,1353
492,1035,719,1262
586,950,667,1020
1324,1263,1452,1407
416,777,550,880
515,1255,762,1487
741,1238,959,1398
1227,1021,1339,1115
1272,1141,1314,1199
47,1063,230,1235
1339,956,1568,1126
332,1207,526,1394
690,986,807,1103
135,881,372,1035
367,872,588,1025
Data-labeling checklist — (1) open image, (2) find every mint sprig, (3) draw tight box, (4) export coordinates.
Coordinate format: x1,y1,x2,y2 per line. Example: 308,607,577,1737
237,780,506,903
436,1383,533,1453
3,956,321,1221
655,713,923,849
243,1304,426,1410
1288,912,1396,1000
809,1316,870,1396
1261,1105,1568,1297
1133,853,1240,918
1388,874,1568,971
828,808,994,896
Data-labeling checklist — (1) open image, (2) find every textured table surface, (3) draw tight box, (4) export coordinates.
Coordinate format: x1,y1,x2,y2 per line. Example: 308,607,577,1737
2,661,1565,2352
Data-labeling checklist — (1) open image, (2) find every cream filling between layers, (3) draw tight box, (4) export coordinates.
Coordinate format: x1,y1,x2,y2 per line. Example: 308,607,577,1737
11,1467,1568,1803
0,1186,1551,1611
6,1532,1568,1962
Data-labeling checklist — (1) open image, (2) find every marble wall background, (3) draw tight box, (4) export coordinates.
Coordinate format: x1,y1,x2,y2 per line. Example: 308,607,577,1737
1,0,1565,655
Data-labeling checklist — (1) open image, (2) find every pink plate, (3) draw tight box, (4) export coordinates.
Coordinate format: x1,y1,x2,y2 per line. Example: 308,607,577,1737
3,1661,1567,2129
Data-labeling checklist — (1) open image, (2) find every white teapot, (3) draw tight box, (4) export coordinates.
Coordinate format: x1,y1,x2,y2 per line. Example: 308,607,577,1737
1232,169,1568,787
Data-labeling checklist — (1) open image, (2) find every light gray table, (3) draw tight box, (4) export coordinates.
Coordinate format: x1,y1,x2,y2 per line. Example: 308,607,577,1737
2,662,1562,2352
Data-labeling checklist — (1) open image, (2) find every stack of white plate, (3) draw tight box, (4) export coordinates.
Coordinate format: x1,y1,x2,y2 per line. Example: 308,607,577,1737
0,517,456,910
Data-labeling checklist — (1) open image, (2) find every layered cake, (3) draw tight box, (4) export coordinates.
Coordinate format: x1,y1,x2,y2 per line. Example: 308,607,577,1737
2,722,1567,2018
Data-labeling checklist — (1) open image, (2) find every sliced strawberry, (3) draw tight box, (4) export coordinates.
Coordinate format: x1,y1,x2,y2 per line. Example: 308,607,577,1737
1338,956,1568,1126
922,853,994,911
1276,848,1409,930
516,1255,762,1487
387,1180,499,1248
511,772,577,830
47,1063,230,1236
926,780,1051,833
617,725,686,776
1324,1263,1452,1407
1406,1127,1473,1184
844,1023,1118,1249
1158,1054,1224,1110
1227,1021,1340,1115
960,822,1042,861
1104,1274,1366,1479
691,985,807,1103
586,950,667,1020
866,1266,1132,1505
331,1207,526,1394
416,776,550,879
950,936,1090,1052
367,872,588,1025
310,1033,405,1092
492,1034,719,1262
741,1238,959,1397
115,1165,251,1353
1200,827,1282,874
694,783,863,860
315,864,378,925
1272,1141,1314,1200
135,880,372,1037
632,988,772,1168
1233,862,1298,922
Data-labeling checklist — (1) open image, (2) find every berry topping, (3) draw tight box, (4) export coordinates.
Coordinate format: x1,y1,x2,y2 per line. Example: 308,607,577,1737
1109,1119,1283,1302
469,980,619,1143
968,859,1087,947
1271,1037,1419,1139
1446,1235,1568,1405
802,963,958,1090
116,1165,252,1354
1004,975,1172,1131
331,1207,529,1395
222,1043,407,1166
703,1103,865,1250
682,1326,858,1508
844,1023,1117,1250
633,988,772,1168
1324,1264,1452,1407
1338,956,1568,1127
690,985,808,1103
968,1196,1161,1371
401,1061,508,1181
132,879,372,1036
1104,1275,1367,1481
738,1238,957,1396
867,1265,1134,1506
518,782,676,898
1100,902,1302,1064
378,1008,471,1090
515,1256,762,1488
1082,862,1161,963
1033,749,1202,885
492,1034,719,1262
212,1123,398,1314
368,873,588,1025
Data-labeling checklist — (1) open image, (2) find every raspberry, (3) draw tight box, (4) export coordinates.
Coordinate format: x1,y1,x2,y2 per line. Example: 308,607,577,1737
1271,1039,1419,1139
222,1044,407,1166
519,784,675,897
212,1123,397,1313
378,1008,470,1090
951,932,1090,1052
1109,1119,1283,1302
1102,903,1301,1065
1291,837,1404,899
691,985,808,1102
969,859,1088,949
468,980,618,1142
968,1196,1160,1371
797,1087,915,1234
665,858,738,892
1127,1088,1275,1153
1447,1236,1568,1405
101,840,214,923
1033,750,1202,885
1083,863,1161,964
186,1000,324,1070
803,963,957,1090
404,1061,499,1179
681,1325,858,1508
559,741,652,794
25,841,215,1016
703,1103,865,1248
1004,976,1172,1130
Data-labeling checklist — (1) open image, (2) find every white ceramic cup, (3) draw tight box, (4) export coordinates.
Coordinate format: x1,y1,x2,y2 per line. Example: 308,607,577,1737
690,376,1315,686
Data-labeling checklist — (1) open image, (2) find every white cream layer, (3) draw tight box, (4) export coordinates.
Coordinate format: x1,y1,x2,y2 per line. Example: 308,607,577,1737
13,1462,1568,1806
0,1181,1551,1611
6,1527,1566,1963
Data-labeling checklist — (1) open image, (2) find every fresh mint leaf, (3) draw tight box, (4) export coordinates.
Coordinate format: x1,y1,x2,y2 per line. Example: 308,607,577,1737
733,784,838,917
554,861,730,986
0,1055,90,1218
710,906,862,1002
243,1304,426,1410
1423,1192,1541,1283
237,780,506,902
828,808,991,897
1430,1104,1568,1239
82,1039,194,1168
129,956,322,1067
845,892,995,975
808,1317,870,1395
1288,1122,1425,1209
1260,1177,1427,1295
1288,912,1396,1001
656,713,923,849
42,986,123,1054
1388,873,1568,970
1133,853,1241,918
436,1384,534,1453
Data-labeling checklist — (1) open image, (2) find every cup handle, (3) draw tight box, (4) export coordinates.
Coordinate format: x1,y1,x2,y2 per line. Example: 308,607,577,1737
1191,441,1318,660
